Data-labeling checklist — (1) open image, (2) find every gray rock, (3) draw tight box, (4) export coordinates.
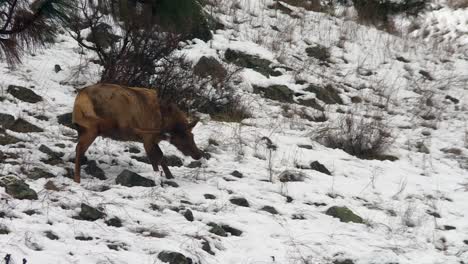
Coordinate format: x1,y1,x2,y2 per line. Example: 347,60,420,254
201,239,215,255
253,84,294,103
278,170,307,182
57,113,74,129
105,217,122,227
0,113,15,128
207,222,227,237
0,132,20,145
204,194,216,199
27,167,55,180
229,197,250,207
163,181,179,188
54,64,62,73
7,85,43,103
183,209,194,222
8,118,43,133
261,205,279,215
39,145,64,159
0,176,38,200
231,170,243,178
44,231,59,240
221,224,243,236
166,155,183,167
157,251,193,264
297,98,324,111
116,170,155,187
224,49,279,77
193,56,227,80
305,84,343,105
310,161,331,175
187,161,202,168
305,45,330,61
79,203,105,221
325,206,364,224
84,160,106,180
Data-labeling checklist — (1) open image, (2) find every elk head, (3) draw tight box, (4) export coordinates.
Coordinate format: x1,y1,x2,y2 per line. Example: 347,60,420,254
163,119,203,160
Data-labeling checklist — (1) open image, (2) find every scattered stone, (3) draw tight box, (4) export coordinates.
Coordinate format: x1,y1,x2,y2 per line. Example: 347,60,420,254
351,96,362,103
427,210,441,218
84,160,106,180
260,206,279,215
445,95,459,104
224,49,278,77
44,231,59,240
0,132,21,145
443,225,456,230
0,176,38,200
305,45,330,61
396,56,410,63
207,222,227,237
163,181,179,188
419,70,434,81
231,170,243,178
39,145,64,159
166,155,183,167
8,118,43,133
286,196,293,203
7,85,43,103
187,161,202,168
183,209,194,222
193,56,227,80
157,251,193,264
0,225,10,234
229,197,250,207
253,84,294,103
221,224,243,236
204,194,216,199
116,170,155,187
278,170,307,182
75,235,93,241
79,203,105,221
107,242,128,251
305,84,343,105
325,206,364,224
441,147,462,155
333,259,355,264
310,161,331,175
297,98,324,111
292,214,306,220
44,180,60,191
128,146,140,154
298,144,313,149
105,217,122,227
27,167,55,180
201,240,215,255
24,209,38,215
57,113,74,129
54,64,62,73
0,113,15,128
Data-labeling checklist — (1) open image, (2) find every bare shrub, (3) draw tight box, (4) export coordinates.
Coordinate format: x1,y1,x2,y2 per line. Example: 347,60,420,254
314,112,394,159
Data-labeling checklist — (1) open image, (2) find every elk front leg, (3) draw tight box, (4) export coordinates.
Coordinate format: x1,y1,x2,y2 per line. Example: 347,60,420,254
154,145,174,179
143,140,163,172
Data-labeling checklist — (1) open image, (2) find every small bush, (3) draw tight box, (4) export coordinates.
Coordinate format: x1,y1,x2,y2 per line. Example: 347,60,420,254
314,112,393,159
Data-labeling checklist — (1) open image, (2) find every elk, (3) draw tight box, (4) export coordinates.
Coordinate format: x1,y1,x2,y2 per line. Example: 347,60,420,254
72,83,203,183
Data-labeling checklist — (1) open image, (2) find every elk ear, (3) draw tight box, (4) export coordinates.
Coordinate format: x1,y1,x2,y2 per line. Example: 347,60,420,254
188,119,199,130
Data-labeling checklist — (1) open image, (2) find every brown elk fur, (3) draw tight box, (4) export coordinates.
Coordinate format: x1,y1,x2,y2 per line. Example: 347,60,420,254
72,83,202,183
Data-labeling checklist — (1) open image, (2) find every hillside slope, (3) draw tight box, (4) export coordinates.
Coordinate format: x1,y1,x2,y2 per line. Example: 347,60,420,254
0,0,467,263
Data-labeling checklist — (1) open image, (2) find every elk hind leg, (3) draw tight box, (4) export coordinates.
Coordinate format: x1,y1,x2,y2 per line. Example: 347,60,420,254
74,126,97,183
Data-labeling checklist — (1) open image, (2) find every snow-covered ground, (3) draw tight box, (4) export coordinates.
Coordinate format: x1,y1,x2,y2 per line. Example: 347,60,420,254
0,0,467,263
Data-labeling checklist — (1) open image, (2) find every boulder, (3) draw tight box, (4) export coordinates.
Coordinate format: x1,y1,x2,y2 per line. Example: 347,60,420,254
105,217,123,227
0,176,38,200
116,170,155,187
207,222,227,237
305,45,330,61
157,251,193,264
193,56,227,80
325,206,364,224
0,113,15,128
310,161,331,175
84,160,107,180
57,113,74,129
79,203,105,221
229,197,250,207
261,205,279,215
278,170,307,182
305,84,343,105
225,49,279,77
253,85,294,103
8,119,43,133
27,167,55,180
7,85,42,103
166,155,183,167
